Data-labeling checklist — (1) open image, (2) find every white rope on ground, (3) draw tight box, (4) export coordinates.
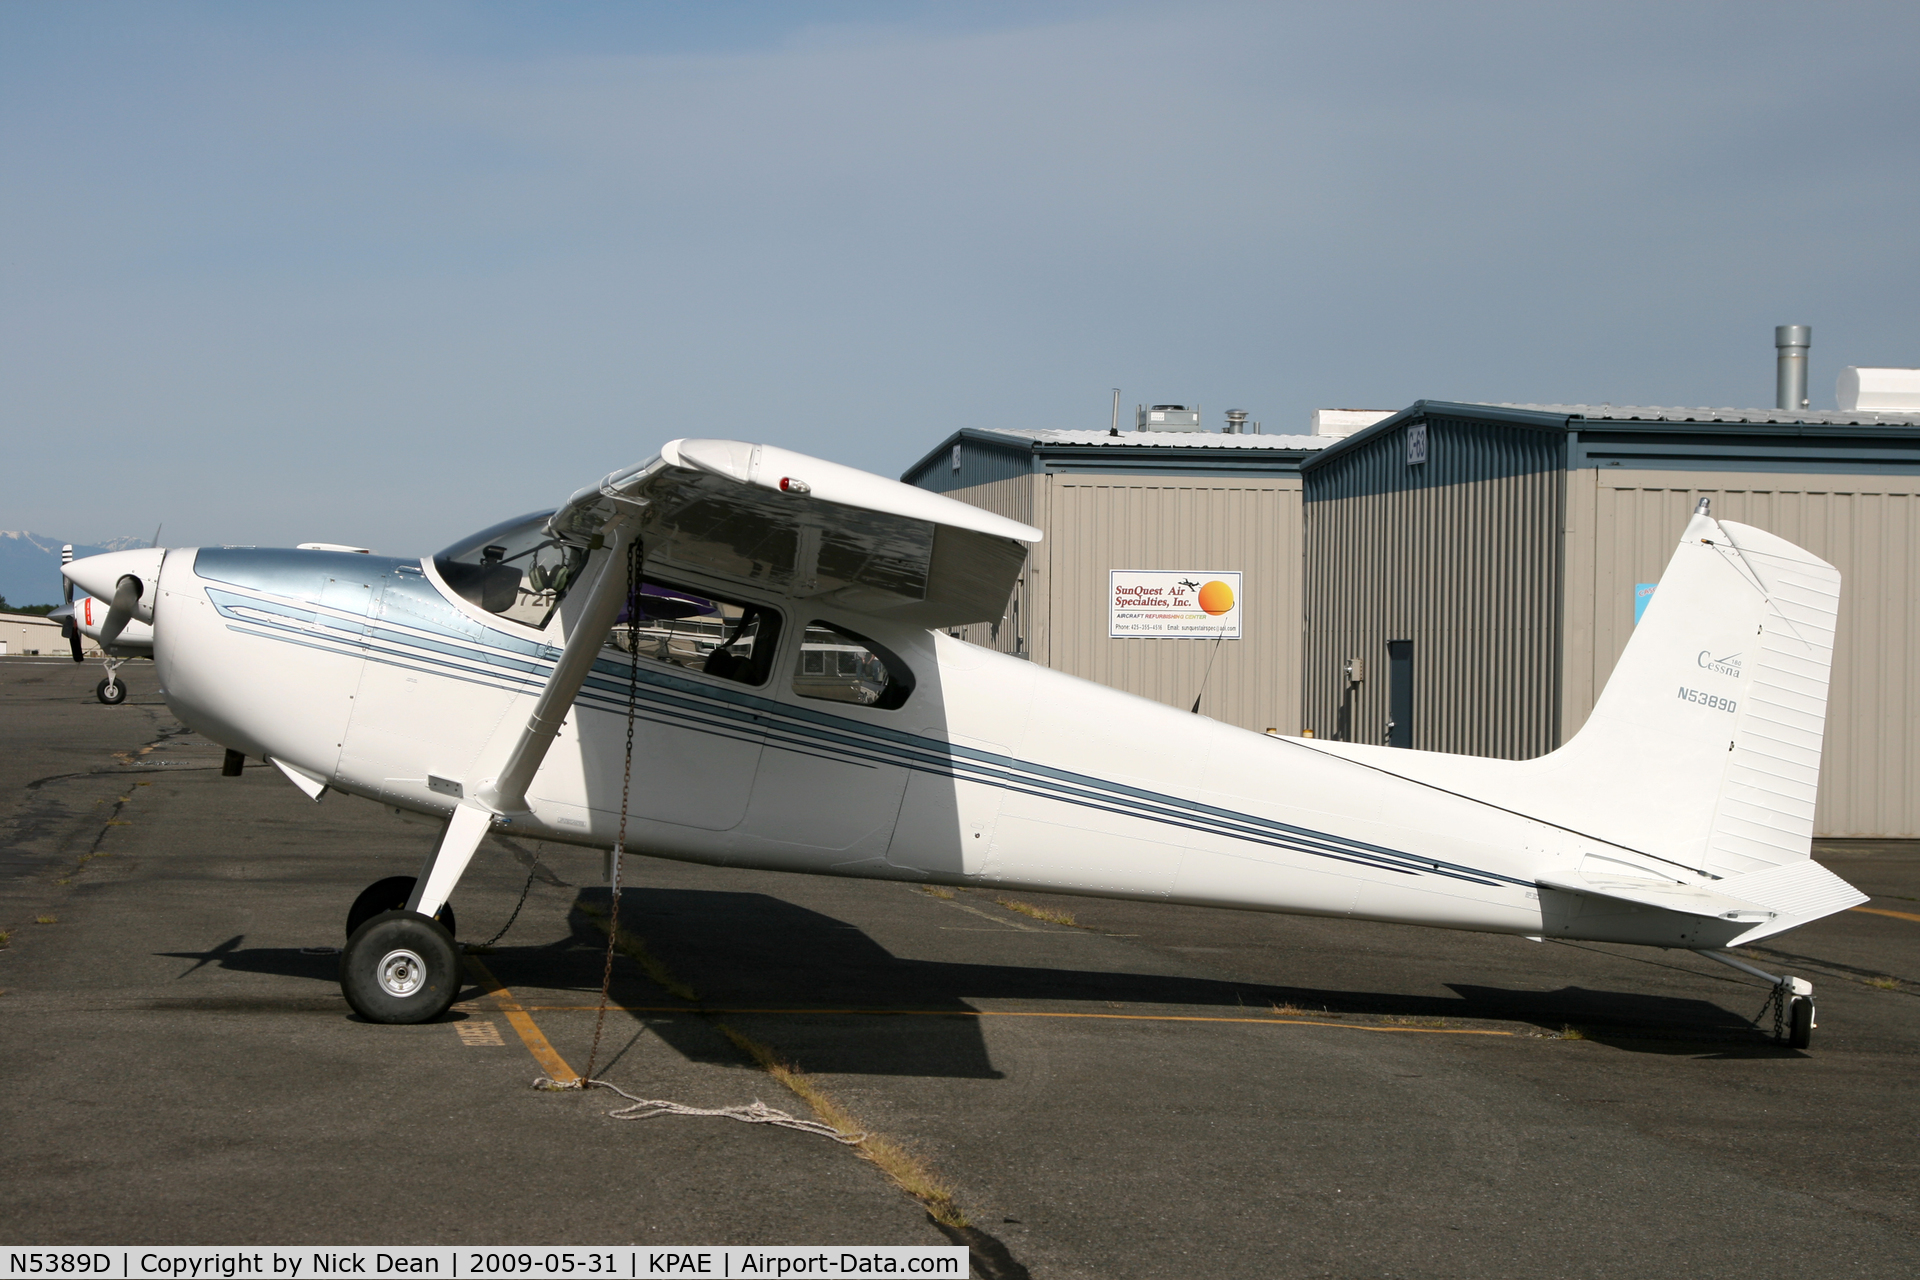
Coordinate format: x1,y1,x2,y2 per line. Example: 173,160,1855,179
532,1076,864,1144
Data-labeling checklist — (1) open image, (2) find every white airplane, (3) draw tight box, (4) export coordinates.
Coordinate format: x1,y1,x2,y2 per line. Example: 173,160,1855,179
54,540,363,703
49,543,156,704
62,439,1865,1046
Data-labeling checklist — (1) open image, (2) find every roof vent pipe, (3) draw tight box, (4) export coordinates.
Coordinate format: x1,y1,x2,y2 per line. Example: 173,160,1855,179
1224,409,1248,435
1776,325,1811,411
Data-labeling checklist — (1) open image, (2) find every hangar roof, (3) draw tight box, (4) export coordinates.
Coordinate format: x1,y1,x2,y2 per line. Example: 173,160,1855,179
907,400,1920,492
902,427,1330,489
968,427,1326,449
1495,403,1920,427
1301,400,1920,476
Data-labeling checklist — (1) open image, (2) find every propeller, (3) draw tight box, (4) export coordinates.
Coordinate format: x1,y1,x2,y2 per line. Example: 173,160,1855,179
97,574,144,652
57,544,82,662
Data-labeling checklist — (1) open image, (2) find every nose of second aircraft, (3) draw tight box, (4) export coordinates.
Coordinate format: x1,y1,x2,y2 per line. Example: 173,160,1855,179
64,546,169,657
63,547,167,622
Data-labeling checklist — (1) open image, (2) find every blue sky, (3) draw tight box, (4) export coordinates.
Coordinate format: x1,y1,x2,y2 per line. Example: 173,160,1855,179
4,1,1916,556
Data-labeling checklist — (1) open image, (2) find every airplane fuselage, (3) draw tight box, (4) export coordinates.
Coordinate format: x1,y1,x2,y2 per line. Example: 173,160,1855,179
145,543,1747,951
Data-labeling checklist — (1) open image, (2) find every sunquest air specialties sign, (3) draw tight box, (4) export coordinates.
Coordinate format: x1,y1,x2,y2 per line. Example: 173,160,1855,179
1109,570,1242,638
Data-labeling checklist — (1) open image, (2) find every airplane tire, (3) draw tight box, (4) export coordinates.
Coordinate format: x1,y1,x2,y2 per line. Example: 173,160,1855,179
1788,996,1814,1049
341,910,461,1024
96,678,127,705
346,875,457,941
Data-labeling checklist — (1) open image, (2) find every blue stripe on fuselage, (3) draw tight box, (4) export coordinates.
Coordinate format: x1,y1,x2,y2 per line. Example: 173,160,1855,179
199,563,1523,890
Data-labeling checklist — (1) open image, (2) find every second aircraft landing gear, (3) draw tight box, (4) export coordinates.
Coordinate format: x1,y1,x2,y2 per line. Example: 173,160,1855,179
95,653,133,705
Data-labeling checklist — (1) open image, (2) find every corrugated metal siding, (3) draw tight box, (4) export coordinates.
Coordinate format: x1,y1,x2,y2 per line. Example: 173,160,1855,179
943,468,1035,527
904,434,1032,496
1569,469,1920,837
1302,416,1565,756
1042,477,1304,734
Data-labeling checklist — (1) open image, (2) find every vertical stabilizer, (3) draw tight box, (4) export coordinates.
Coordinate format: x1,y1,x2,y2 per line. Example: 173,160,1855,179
1299,503,1846,882
1543,504,1839,877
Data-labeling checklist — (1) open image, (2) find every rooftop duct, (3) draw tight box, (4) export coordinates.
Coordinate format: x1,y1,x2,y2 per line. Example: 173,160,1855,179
1776,325,1811,411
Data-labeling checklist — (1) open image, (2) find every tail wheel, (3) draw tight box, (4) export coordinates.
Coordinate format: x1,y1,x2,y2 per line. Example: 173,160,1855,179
96,678,127,705
1788,996,1814,1049
341,911,461,1024
346,874,457,941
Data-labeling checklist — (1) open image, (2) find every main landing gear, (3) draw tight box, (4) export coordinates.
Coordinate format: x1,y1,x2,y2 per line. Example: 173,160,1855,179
341,876,462,1024
346,875,458,941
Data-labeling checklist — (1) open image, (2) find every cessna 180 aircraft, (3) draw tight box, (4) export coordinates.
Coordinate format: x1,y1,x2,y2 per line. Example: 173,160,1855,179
63,439,1865,1045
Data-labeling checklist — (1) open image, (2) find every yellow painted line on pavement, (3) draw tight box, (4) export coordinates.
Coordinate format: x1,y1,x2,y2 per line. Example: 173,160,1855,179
1852,906,1920,924
519,1004,1515,1037
462,956,579,1083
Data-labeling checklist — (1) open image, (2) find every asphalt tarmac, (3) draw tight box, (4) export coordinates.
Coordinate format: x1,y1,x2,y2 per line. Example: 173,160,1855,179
3,656,1917,1278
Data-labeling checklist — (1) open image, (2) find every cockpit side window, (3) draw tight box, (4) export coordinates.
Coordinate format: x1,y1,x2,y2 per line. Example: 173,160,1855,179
792,621,915,710
603,578,783,688
432,510,586,630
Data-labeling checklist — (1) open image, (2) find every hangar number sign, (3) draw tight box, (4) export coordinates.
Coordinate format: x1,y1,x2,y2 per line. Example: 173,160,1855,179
1110,570,1242,638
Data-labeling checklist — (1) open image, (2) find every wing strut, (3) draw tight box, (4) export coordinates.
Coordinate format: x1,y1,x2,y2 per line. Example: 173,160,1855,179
407,524,638,921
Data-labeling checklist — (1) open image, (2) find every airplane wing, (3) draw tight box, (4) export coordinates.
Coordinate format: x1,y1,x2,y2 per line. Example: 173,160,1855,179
410,440,1043,916
551,438,1042,629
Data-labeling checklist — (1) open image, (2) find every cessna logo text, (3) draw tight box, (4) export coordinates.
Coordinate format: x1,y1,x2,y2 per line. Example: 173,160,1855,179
1697,651,1742,677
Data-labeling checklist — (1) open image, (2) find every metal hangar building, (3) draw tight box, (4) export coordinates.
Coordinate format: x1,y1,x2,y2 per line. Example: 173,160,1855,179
906,397,1920,838
1301,400,1920,839
900,424,1327,737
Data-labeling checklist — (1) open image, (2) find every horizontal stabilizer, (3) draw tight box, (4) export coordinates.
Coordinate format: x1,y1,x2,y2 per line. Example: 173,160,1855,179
1720,859,1870,945
1537,873,1777,924
1540,858,1866,945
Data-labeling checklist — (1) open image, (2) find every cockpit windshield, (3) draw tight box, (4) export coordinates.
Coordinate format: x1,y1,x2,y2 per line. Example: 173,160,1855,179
432,510,586,630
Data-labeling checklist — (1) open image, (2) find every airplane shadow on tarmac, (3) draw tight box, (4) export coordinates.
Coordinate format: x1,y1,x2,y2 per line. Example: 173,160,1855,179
156,886,1796,1070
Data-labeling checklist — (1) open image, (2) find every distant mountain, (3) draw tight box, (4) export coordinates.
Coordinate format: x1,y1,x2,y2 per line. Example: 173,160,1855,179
0,530,150,608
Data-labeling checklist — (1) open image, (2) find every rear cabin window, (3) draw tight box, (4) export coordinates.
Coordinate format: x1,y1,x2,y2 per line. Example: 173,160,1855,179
604,580,782,687
792,622,914,710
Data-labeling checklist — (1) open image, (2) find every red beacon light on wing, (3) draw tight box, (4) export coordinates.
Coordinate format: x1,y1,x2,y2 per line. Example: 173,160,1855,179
779,477,811,494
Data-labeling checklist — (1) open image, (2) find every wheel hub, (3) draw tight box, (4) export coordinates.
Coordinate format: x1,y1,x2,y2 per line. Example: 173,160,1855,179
377,948,428,998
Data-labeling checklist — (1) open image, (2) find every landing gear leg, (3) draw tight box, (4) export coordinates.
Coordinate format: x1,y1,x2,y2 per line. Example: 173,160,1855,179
347,875,458,941
1703,950,1816,1048
96,657,128,705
